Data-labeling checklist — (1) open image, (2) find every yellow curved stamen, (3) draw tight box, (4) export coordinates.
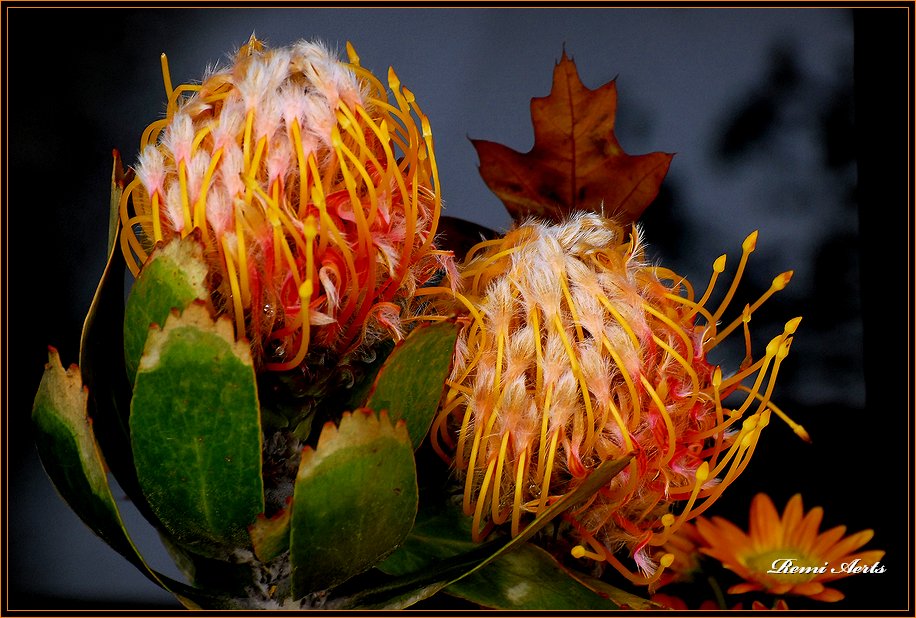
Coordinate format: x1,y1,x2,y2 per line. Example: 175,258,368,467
643,303,694,361
511,448,528,537
266,218,317,371
307,157,356,288
663,292,717,334
289,120,312,220
536,382,554,481
653,267,694,301
190,123,212,154
710,270,793,348
334,124,380,227
345,42,388,100
640,374,676,465
192,148,223,239
167,84,200,119
118,177,141,239
242,108,255,173
232,203,251,307
121,230,140,277
649,462,709,546
596,293,641,350
248,136,268,185
151,192,163,243
416,113,443,256
455,402,474,472
472,457,497,542
650,334,700,412
464,428,485,514
140,119,168,151
536,429,560,514
430,396,463,462
177,160,192,235
160,53,174,115
491,431,511,524
123,216,150,270
220,236,246,338
553,314,596,450
558,272,585,342
530,307,544,394
601,551,674,586
710,230,757,325
599,334,642,431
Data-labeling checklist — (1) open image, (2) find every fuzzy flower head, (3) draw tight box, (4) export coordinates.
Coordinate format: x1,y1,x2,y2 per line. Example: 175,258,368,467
119,36,448,370
431,212,803,585
696,493,884,602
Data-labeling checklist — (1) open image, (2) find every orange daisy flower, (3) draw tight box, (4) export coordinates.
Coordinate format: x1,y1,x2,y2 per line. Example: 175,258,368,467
696,493,885,602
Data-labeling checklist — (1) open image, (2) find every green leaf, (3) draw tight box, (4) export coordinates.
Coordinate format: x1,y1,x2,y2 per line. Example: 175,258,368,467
565,570,667,610
340,455,631,609
290,410,418,598
377,503,617,609
130,302,264,556
365,320,460,449
78,219,142,503
453,544,619,609
124,233,209,382
31,349,219,606
249,507,292,563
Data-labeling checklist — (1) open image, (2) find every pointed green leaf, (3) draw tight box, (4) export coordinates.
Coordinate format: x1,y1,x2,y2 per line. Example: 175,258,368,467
130,302,264,556
365,320,460,448
340,455,631,609
124,233,209,381
453,544,619,609
290,410,418,597
376,505,617,609
31,349,222,606
78,219,142,502
565,570,667,610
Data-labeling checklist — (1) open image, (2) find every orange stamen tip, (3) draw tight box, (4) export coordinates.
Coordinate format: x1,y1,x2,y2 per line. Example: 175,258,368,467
387,67,400,88
659,553,675,568
304,216,318,241
794,425,812,443
785,316,803,334
695,461,710,482
713,254,727,272
765,337,781,357
661,513,676,528
712,367,722,388
743,230,759,252
774,270,794,289
345,41,360,64
571,545,588,559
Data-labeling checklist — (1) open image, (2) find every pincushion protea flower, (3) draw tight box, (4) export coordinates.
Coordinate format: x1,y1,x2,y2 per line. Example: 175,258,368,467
427,212,805,584
696,493,885,602
118,36,448,370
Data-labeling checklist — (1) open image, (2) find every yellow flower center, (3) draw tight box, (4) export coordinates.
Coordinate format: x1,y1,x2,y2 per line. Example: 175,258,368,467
743,549,823,585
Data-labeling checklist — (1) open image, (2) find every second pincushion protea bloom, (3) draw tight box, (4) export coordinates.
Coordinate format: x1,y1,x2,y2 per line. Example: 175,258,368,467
119,37,447,370
430,212,804,584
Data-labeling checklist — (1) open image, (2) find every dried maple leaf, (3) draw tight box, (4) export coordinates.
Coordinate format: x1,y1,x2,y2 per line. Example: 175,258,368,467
472,51,674,225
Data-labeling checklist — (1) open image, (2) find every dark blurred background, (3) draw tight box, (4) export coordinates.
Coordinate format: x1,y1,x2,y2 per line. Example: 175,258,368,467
4,7,910,611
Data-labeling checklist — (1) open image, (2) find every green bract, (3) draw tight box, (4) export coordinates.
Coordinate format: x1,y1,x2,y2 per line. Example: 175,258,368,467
31,126,631,611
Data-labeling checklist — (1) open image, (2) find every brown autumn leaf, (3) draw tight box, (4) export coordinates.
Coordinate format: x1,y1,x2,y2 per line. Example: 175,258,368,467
472,51,674,225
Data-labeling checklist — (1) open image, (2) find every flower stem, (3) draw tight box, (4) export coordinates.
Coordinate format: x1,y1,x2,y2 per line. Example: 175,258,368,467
708,576,727,610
